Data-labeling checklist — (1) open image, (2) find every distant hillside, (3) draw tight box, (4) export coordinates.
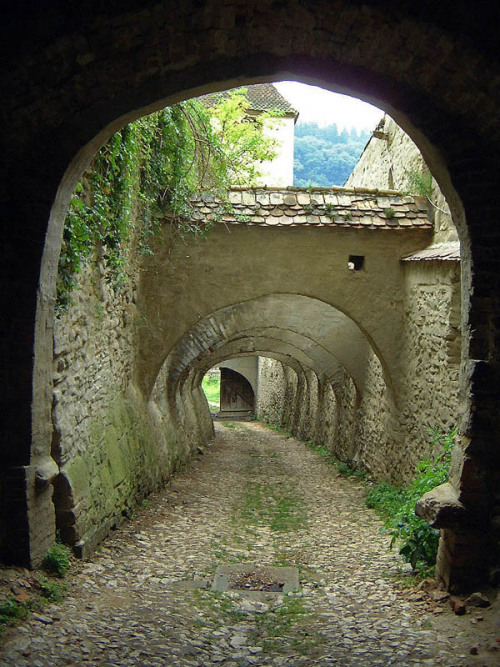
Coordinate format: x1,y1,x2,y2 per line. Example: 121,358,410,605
294,122,371,187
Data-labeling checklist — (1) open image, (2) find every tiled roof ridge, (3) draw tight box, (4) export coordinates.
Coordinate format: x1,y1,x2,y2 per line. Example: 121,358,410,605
402,241,461,261
244,83,298,116
186,187,433,231
226,185,408,197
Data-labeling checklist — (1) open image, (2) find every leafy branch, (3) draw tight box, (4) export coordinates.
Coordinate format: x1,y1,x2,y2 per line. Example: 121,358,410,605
57,89,280,312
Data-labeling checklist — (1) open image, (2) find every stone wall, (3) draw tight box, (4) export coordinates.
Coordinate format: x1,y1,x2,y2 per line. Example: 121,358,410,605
331,284,461,485
345,116,457,244
256,355,394,477
344,117,462,480
256,122,463,485
398,261,462,469
52,255,211,558
255,357,293,426
257,272,460,485
316,379,339,449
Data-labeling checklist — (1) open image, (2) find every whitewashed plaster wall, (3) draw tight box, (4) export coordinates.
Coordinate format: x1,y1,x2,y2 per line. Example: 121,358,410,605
257,116,295,187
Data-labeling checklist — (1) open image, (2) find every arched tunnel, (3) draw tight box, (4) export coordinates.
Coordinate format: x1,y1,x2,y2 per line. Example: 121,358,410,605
156,292,388,460
48,189,461,578
155,293,387,454
1,1,500,603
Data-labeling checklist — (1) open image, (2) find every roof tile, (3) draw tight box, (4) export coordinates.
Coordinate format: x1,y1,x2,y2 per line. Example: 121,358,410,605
186,187,434,232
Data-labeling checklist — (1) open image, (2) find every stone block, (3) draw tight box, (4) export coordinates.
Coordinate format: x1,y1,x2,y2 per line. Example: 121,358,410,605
228,191,242,204
415,483,467,529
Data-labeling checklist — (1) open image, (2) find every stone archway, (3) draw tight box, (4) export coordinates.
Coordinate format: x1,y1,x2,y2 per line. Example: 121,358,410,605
1,1,499,591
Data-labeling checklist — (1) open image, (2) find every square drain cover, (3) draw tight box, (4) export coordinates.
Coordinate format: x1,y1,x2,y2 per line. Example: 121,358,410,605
212,564,299,594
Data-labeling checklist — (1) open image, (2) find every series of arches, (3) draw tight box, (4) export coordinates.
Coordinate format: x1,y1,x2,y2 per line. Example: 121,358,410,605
1,1,499,590
158,294,379,402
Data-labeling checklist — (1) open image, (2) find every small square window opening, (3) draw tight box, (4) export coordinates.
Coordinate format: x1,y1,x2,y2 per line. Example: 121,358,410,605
348,255,365,271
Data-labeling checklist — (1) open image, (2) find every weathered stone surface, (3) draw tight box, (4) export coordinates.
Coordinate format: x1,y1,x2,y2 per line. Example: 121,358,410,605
466,592,491,608
1,423,497,665
34,458,59,488
416,483,467,529
346,117,456,245
257,269,462,488
430,590,451,603
52,254,212,554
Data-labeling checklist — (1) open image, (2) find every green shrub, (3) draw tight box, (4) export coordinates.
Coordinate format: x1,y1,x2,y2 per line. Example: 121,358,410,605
337,461,367,481
404,168,433,200
0,597,29,622
42,543,72,578
304,440,337,464
304,440,367,478
366,429,455,573
365,481,408,520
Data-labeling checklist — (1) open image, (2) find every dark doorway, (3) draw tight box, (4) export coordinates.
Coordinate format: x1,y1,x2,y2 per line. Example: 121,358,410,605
219,368,255,420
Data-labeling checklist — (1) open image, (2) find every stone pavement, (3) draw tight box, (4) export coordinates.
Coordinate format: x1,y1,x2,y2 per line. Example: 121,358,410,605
1,422,498,666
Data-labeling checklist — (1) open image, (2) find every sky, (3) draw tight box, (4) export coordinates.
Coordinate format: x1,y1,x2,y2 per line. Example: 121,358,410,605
274,81,384,132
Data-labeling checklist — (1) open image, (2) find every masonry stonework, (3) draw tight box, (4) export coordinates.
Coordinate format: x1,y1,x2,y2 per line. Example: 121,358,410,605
2,0,500,590
257,124,463,488
52,255,211,557
345,116,456,244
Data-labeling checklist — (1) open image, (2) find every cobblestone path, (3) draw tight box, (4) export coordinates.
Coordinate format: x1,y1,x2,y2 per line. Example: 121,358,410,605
1,422,498,666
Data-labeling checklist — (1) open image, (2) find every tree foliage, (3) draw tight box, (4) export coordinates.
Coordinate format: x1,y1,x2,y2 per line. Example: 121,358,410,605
293,122,371,187
57,89,279,311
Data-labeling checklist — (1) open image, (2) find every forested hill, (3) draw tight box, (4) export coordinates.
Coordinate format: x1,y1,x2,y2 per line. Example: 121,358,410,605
293,122,371,187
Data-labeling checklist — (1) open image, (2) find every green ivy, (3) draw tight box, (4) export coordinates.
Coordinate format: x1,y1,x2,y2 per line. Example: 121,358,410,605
57,89,280,312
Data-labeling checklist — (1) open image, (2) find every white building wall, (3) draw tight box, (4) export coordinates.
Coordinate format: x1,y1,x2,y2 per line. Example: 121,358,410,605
257,116,295,187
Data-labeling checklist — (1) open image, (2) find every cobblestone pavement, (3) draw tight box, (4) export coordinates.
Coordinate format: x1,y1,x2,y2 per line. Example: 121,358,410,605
1,422,499,666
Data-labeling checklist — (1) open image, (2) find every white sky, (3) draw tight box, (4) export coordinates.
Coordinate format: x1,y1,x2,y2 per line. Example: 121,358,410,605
274,81,384,132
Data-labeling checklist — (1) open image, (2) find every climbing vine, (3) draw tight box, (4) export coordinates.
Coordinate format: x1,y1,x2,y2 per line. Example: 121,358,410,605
57,89,280,312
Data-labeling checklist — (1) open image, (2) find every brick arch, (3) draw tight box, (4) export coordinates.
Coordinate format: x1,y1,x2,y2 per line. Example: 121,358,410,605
1,1,499,589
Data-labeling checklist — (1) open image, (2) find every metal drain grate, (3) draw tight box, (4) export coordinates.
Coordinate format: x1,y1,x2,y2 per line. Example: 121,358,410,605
212,564,299,594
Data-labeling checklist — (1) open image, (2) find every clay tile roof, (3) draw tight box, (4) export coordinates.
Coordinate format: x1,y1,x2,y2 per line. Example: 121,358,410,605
200,84,298,118
188,186,434,232
244,84,298,117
